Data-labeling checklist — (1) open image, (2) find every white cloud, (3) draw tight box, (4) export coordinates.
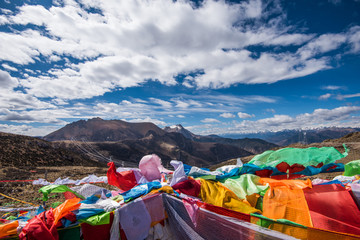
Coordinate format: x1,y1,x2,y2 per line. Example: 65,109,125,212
234,106,360,133
179,94,276,105
268,33,314,46
220,113,235,118
0,70,18,89
48,55,62,62
128,116,166,127
0,110,35,121
237,112,255,119
242,0,262,18
0,123,59,136
322,85,343,90
201,118,220,123
173,99,191,109
92,96,226,120
0,0,356,100
348,26,360,53
0,92,55,111
336,93,360,100
257,114,294,126
297,33,347,60
300,106,360,121
150,98,172,108
187,50,330,88
0,107,73,124
51,98,68,106
319,93,332,100
1,63,17,72
0,16,9,25
0,0,359,136
190,106,360,135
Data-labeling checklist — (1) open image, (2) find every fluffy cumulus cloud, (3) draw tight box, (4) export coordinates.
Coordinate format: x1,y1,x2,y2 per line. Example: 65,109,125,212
1,0,359,100
1,0,360,135
0,70,17,89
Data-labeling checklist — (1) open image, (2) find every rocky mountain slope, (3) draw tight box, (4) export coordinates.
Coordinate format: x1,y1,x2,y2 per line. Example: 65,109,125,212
0,132,102,167
55,131,252,167
163,124,196,139
164,124,278,154
43,118,277,167
44,117,165,142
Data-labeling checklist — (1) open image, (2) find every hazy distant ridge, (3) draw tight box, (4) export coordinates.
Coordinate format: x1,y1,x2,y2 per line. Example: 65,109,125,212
221,128,360,146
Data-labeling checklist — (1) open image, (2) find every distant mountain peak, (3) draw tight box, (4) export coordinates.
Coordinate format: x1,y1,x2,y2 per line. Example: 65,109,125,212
42,118,283,165
169,124,184,130
163,124,195,139
44,118,165,142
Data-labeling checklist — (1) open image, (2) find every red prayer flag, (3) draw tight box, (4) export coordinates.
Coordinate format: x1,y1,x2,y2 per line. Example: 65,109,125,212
107,162,137,191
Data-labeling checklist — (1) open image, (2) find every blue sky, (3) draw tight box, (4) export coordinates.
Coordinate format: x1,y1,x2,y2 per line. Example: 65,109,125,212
0,0,360,137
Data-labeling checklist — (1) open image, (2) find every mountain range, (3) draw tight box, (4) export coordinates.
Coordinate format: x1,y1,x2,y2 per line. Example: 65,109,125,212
43,118,277,167
221,127,360,146
2,118,358,168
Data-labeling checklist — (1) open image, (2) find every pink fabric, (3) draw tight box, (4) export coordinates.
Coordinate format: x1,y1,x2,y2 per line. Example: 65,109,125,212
182,197,200,227
139,154,171,181
312,178,330,185
111,189,126,196
119,199,151,240
144,194,165,224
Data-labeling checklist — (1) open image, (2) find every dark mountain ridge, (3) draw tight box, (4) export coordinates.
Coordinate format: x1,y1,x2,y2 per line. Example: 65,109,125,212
3,118,359,168
163,124,278,154
44,117,165,142
0,132,102,167
79,131,252,167
43,118,274,166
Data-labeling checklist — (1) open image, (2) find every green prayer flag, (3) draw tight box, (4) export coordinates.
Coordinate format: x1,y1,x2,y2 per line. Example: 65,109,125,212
248,144,348,168
79,212,111,226
39,185,84,202
250,213,307,229
344,159,360,176
51,201,63,208
221,174,269,200
197,175,217,180
111,195,124,202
